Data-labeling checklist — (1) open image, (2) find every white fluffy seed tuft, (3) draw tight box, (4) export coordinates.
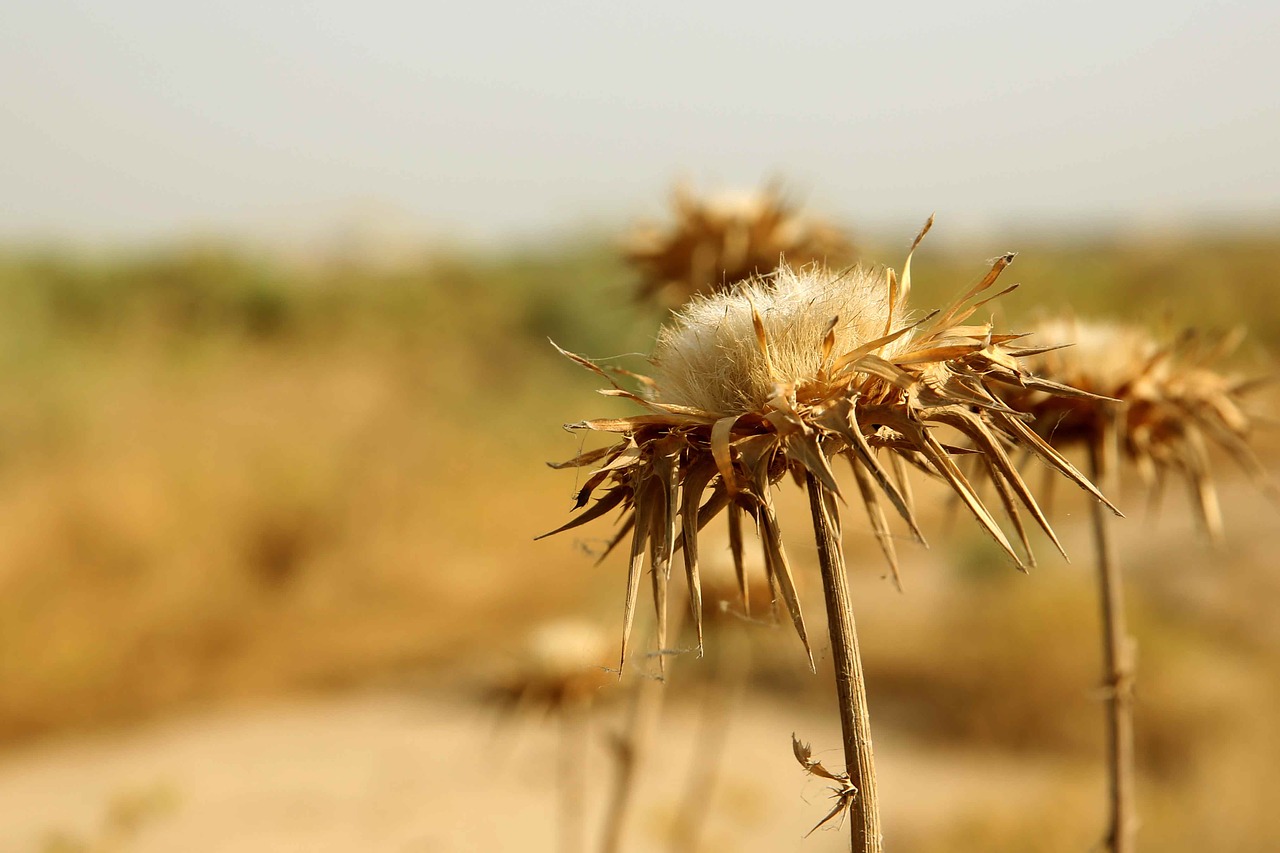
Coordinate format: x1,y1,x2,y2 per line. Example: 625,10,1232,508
652,264,914,416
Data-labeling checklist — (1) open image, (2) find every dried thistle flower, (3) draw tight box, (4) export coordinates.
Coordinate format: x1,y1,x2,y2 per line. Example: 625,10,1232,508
496,620,612,712
544,218,1118,852
546,220,1114,671
491,620,610,853
624,184,855,307
1012,317,1270,539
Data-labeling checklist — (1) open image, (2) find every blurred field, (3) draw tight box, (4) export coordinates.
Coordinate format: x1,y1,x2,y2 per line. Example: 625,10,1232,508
0,229,1278,851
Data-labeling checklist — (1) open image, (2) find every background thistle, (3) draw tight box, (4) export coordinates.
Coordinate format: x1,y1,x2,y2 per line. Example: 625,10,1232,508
493,621,612,853
544,220,1119,852
1014,318,1270,538
493,620,612,715
623,184,856,307
1004,316,1270,853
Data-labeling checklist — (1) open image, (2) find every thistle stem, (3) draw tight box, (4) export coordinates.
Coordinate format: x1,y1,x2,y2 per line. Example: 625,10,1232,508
1089,426,1137,853
806,473,882,853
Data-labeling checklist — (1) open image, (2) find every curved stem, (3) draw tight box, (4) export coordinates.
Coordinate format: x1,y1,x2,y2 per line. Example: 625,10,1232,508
1090,423,1137,853
806,473,882,853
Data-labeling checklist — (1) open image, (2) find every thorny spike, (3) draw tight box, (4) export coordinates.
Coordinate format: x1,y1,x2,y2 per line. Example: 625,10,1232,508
931,409,1068,561
649,531,670,676
820,314,840,376
983,454,1036,570
728,503,749,617
680,460,719,656
897,212,934,316
758,497,815,671
832,310,939,376
619,479,655,677
817,401,926,545
850,459,904,591
996,412,1124,517
932,251,1016,332
535,488,628,541
649,439,682,674
1182,425,1225,542
908,423,1026,569
884,268,899,337
747,293,775,381
888,451,917,532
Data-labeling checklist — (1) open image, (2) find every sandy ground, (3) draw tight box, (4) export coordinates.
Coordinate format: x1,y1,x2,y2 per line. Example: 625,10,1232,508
0,688,1093,853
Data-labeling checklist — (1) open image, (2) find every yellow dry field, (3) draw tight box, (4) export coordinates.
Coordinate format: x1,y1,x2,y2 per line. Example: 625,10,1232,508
0,235,1277,851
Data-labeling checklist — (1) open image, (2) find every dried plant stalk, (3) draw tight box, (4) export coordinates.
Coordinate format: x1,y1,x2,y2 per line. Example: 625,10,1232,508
1089,416,1137,853
807,472,881,852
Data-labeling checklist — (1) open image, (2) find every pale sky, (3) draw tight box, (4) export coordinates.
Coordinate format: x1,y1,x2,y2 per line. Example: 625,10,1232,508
3,1,1278,244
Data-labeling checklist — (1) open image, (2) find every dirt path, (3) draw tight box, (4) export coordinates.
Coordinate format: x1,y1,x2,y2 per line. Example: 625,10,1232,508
0,690,1088,853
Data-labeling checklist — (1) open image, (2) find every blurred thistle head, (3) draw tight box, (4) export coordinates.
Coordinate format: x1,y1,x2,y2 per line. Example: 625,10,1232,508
496,620,613,711
544,218,1117,673
623,183,855,308
1013,316,1272,540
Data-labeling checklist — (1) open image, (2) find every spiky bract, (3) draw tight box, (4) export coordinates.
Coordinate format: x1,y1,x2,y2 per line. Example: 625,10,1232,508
545,222,1116,672
1014,317,1270,539
624,185,854,307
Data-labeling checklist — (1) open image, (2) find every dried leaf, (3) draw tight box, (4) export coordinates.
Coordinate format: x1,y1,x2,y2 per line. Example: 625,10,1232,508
792,734,843,781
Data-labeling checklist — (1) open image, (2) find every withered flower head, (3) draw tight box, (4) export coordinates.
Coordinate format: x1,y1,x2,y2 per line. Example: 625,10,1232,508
545,220,1116,673
497,620,613,711
1013,317,1271,540
624,184,855,307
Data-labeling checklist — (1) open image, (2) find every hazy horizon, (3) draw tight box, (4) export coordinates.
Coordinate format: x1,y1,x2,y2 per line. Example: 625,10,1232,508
4,2,1278,245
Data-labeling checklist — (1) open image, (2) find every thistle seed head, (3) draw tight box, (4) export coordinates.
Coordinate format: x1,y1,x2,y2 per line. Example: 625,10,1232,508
546,220,1117,673
625,184,855,307
1015,316,1270,539
652,265,913,417
497,620,612,710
